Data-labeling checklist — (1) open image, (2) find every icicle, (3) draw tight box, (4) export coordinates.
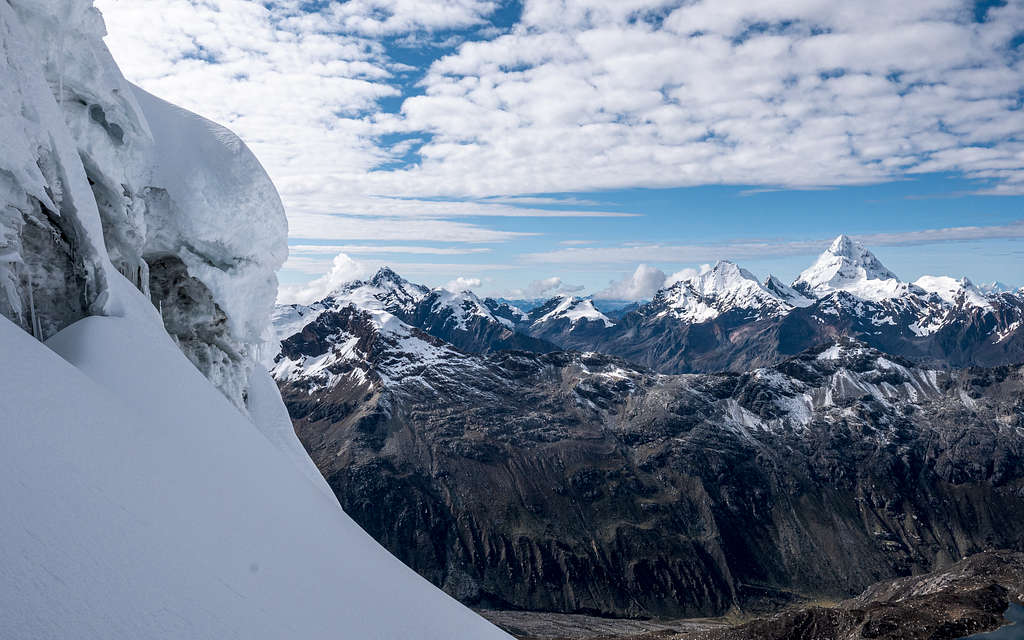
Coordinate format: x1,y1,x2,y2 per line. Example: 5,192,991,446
27,269,41,340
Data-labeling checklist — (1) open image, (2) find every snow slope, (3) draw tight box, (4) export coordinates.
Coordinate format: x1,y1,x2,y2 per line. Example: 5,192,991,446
914,275,993,311
0,287,510,639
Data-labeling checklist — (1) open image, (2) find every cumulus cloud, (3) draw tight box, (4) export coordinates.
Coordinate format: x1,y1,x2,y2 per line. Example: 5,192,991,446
317,0,497,36
287,244,492,255
665,264,712,287
97,0,1024,218
277,252,369,304
594,264,667,300
379,0,1024,196
443,276,482,291
508,276,584,298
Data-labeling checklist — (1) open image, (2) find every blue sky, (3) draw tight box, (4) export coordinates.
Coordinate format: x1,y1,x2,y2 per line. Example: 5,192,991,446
96,0,1024,302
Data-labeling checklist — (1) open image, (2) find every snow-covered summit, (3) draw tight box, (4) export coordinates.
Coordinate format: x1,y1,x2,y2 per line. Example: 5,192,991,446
530,295,615,328
977,280,1012,295
650,260,793,322
792,235,907,302
330,266,430,314
425,287,498,331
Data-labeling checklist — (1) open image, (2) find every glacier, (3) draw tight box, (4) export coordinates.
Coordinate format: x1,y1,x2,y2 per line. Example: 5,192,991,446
0,0,511,637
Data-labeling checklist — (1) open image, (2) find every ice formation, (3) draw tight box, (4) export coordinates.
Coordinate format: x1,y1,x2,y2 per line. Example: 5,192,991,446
0,0,286,407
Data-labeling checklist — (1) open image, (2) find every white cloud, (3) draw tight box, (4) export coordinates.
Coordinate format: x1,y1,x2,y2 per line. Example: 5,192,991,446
507,276,584,298
594,264,667,300
317,0,497,36
97,0,1024,219
665,264,712,286
278,252,370,304
287,244,492,255
443,276,482,291
372,0,1024,196
287,214,537,242
524,221,1024,264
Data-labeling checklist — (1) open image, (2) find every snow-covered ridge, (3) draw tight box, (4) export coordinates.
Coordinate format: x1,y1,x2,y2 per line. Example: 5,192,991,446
285,267,498,333
763,274,814,308
0,0,286,407
272,304,481,393
618,235,1021,350
913,275,992,311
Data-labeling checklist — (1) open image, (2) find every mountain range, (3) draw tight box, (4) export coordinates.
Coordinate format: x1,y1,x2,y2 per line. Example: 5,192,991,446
275,235,1024,375
269,238,1024,620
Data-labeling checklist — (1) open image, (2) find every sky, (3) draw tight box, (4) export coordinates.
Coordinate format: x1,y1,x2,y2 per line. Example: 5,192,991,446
94,0,1024,303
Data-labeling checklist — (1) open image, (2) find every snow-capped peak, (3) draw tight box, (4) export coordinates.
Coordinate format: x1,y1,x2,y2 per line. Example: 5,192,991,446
426,287,498,330
531,295,614,328
329,266,429,314
913,275,993,311
651,260,792,322
368,266,405,288
793,235,905,302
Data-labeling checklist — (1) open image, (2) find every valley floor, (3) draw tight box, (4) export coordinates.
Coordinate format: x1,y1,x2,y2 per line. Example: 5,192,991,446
477,609,727,639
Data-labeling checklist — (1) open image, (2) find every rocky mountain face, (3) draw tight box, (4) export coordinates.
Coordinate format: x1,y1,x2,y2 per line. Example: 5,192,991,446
273,295,1024,619
514,237,1024,374
685,550,1024,640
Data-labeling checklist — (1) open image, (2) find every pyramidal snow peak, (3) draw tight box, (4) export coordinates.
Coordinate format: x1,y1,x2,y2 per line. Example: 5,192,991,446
530,295,615,328
0,2,510,638
793,234,907,301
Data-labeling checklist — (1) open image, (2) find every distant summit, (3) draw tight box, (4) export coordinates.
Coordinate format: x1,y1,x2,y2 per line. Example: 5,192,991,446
792,234,904,301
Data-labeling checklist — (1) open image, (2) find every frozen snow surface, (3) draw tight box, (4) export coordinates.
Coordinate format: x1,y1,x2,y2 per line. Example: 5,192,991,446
0,305,509,639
